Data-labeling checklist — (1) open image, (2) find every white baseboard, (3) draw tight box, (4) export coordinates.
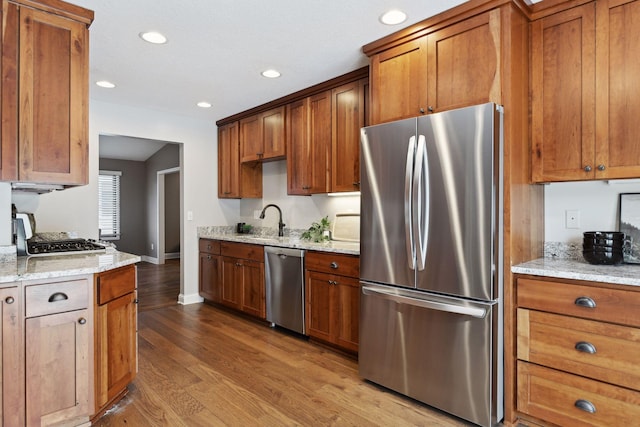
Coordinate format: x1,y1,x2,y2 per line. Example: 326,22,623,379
141,255,159,264
178,293,204,305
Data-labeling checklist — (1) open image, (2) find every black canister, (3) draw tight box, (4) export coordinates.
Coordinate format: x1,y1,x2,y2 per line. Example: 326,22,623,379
236,222,245,233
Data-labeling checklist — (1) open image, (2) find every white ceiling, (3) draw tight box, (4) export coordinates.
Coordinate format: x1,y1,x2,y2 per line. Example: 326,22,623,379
98,135,169,161
71,0,468,124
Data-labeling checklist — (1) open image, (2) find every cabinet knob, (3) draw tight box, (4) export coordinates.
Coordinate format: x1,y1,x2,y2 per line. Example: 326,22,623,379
78,318,87,325
574,399,596,414
330,262,338,269
419,107,425,114
574,296,596,308
207,255,212,260
428,106,434,113
597,164,606,171
575,341,597,354
584,165,592,172
4,296,14,304
134,299,139,304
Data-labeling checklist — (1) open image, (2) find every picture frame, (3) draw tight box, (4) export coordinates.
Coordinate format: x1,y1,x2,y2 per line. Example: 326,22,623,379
619,193,640,264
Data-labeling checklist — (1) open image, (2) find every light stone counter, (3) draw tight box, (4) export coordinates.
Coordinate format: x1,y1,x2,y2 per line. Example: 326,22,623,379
512,257,640,287
0,248,141,284
198,226,359,256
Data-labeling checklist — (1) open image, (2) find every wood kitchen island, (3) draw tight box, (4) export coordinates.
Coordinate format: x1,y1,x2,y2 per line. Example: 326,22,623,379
0,249,140,426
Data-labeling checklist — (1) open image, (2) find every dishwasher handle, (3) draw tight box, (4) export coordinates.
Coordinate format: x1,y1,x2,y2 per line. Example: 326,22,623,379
362,285,488,318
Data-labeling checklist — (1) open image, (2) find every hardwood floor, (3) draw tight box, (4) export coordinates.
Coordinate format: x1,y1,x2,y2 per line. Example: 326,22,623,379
136,259,181,312
94,260,470,426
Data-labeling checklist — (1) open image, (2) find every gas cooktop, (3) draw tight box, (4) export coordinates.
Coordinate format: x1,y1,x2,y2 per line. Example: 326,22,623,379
26,238,107,256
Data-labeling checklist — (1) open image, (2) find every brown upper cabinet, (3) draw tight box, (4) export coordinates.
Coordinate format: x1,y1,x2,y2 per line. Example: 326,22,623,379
531,0,640,182
367,9,500,125
240,106,286,163
286,91,331,195
331,78,367,192
218,121,261,198
1,0,93,186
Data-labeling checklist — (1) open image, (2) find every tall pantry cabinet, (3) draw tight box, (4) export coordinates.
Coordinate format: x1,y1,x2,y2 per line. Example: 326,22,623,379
0,0,93,185
363,0,543,424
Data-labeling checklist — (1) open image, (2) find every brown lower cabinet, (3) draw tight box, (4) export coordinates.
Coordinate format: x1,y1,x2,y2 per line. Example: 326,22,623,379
515,275,640,426
93,265,138,421
305,251,360,353
0,285,22,426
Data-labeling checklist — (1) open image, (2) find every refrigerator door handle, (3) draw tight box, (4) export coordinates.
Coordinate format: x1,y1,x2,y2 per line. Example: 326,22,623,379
413,135,428,271
405,136,417,270
362,285,488,318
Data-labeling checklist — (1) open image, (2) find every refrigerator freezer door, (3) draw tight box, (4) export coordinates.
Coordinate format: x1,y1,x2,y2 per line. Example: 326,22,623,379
416,103,498,300
359,282,501,427
360,118,418,289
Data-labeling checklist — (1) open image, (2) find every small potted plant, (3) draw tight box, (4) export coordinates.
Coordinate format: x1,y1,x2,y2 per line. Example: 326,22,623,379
301,216,331,243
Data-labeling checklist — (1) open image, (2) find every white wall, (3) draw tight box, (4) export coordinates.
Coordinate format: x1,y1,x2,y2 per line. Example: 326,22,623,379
544,179,640,244
238,161,360,231
10,100,221,304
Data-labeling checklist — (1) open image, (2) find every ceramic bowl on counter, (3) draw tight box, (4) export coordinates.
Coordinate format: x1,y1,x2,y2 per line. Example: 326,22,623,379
582,231,625,265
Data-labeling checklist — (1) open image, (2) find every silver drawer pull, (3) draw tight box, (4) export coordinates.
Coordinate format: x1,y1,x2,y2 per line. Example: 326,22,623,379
575,399,596,414
575,341,597,354
330,262,338,269
48,292,69,302
78,318,87,325
574,296,596,308
5,296,14,304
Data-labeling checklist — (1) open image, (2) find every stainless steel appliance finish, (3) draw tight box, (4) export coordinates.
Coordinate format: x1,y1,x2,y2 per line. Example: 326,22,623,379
359,103,504,427
264,246,306,334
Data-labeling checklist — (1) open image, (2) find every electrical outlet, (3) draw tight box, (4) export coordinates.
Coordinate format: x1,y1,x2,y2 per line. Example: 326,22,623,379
151,243,154,250
565,209,581,229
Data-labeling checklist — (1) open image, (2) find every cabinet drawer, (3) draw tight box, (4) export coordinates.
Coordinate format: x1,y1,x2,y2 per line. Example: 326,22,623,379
517,278,640,327
305,251,359,277
97,265,136,305
517,361,640,427
199,239,220,255
517,308,640,391
219,241,263,262
25,278,89,318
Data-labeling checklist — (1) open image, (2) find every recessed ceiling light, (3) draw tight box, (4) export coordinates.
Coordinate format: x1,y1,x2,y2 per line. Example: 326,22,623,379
96,80,116,88
380,9,407,25
139,31,167,44
261,69,281,78
197,101,212,108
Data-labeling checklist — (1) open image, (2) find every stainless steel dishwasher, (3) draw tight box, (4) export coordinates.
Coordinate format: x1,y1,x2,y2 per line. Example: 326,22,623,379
264,246,306,335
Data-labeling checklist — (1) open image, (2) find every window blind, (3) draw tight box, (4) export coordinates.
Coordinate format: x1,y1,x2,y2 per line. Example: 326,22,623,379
99,170,121,239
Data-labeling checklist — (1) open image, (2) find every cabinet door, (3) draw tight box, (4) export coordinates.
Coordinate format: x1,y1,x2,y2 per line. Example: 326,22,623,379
239,114,262,163
95,292,137,412
220,257,242,310
287,92,331,195
331,79,365,193
335,276,360,352
305,270,334,343
369,37,427,124
261,106,286,160
0,286,23,427
427,9,501,113
531,3,596,182
241,260,265,319
595,0,640,179
0,2,19,181
199,252,221,302
18,7,89,185
26,309,90,427
218,122,240,198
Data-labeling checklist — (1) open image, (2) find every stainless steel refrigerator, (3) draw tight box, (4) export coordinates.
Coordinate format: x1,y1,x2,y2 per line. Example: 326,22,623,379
359,103,503,427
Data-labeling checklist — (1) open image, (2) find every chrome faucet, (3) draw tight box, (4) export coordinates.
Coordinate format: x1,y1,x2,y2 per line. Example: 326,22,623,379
259,204,285,237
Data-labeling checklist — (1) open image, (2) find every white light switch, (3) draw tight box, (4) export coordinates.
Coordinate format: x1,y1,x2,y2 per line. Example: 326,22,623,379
565,209,581,229
187,211,193,221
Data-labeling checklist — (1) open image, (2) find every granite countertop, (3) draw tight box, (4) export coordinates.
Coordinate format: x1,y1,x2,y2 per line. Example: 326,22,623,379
198,227,359,256
512,257,640,287
0,249,141,284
